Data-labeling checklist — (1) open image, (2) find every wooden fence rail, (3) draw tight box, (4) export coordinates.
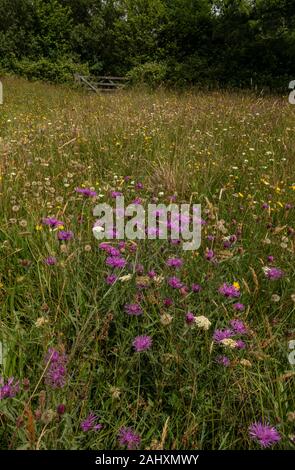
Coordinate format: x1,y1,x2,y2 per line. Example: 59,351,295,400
74,73,128,93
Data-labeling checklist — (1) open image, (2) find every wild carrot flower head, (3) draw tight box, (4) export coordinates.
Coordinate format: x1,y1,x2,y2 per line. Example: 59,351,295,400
195,315,211,331
44,348,68,389
249,422,281,448
118,426,141,449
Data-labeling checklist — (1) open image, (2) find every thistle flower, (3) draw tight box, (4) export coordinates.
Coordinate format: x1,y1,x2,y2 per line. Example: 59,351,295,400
118,426,141,449
249,422,281,448
132,335,152,352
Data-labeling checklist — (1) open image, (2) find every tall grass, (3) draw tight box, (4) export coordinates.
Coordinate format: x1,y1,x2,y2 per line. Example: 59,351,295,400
0,77,294,449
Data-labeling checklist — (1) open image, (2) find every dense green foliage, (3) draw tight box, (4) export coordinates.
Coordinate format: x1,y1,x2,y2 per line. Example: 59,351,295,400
0,1,294,89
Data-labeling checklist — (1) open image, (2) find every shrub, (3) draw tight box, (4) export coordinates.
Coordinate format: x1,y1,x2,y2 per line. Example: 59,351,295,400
126,62,167,88
8,56,89,84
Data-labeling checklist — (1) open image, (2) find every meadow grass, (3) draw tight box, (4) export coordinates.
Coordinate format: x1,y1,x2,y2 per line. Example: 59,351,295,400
0,77,294,450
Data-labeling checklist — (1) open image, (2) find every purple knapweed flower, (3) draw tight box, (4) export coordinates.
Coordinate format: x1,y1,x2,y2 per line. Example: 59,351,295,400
44,348,68,389
118,426,141,449
44,256,57,266
0,377,20,400
230,319,248,335
75,187,97,197
205,249,214,261
233,302,245,311
191,284,202,293
110,191,122,198
132,335,152,352
106,256,126,269
81,413,102,432
125,304,143,316
166,257,183,268
168,276,183,289
186,312,195,324
213,329,235,343
163,297,173,307
216,356,231,367
106,274,117,285
263,267,284,280
235,339,246,349
57,230,73,241
218,283,240,298
249,422,281,448
42,217,64,228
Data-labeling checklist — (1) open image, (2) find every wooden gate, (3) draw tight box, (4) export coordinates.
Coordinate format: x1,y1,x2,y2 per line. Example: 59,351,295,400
74,74,128,93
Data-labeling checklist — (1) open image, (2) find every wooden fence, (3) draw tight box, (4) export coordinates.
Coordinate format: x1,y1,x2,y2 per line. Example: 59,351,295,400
74,74,128,93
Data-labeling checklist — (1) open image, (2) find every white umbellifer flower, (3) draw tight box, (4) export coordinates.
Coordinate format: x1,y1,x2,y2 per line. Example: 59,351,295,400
220,338,237,349
158,191,164,196
160,313,173,326
271,294,280,303
240,359,252,367
154,275,164,284
119,274,132,282
194,315,211,331
35,317,49,328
